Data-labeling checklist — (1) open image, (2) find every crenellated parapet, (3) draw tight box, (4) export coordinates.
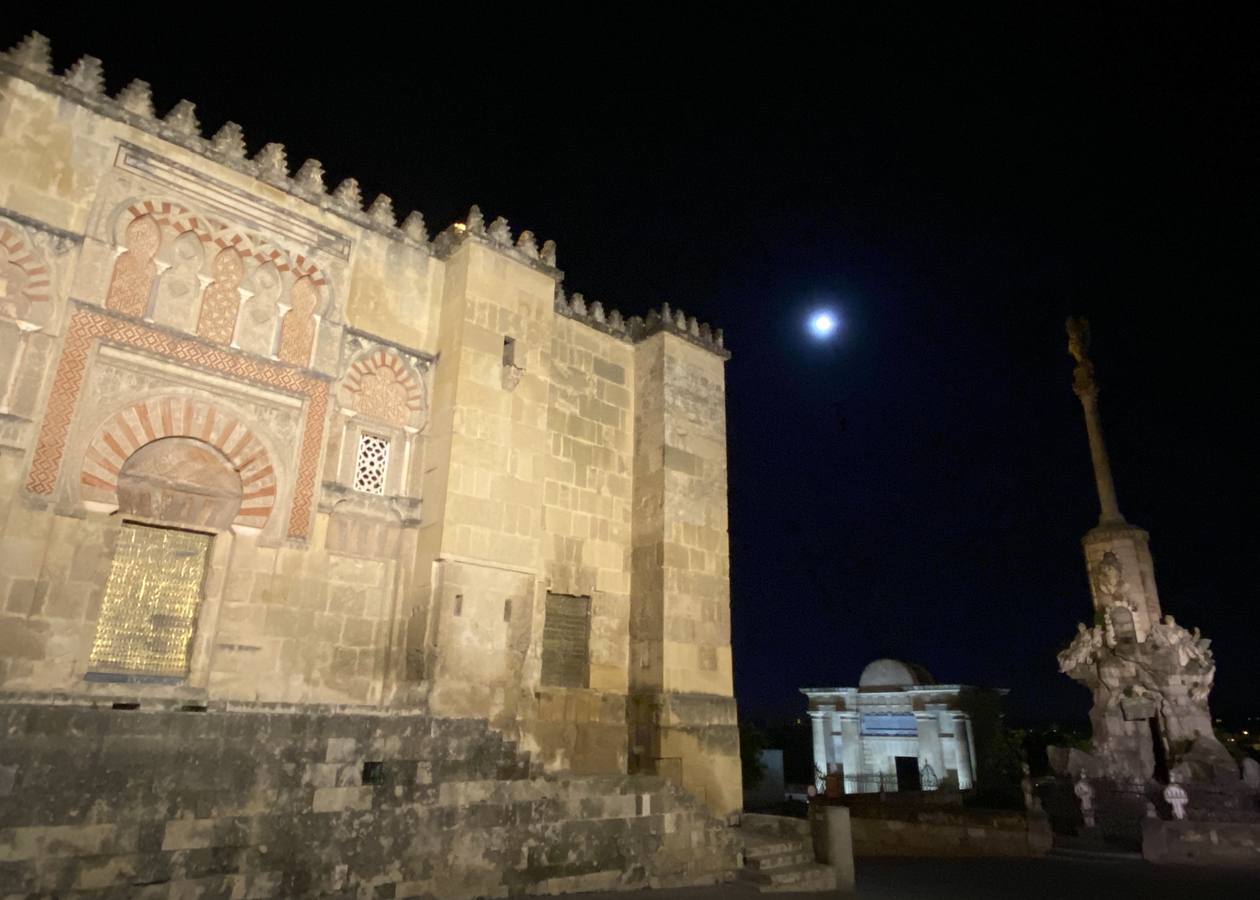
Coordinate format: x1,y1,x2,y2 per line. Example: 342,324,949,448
1,33,731,358
554,287,729,358
0,33,430,250
431,204,561,276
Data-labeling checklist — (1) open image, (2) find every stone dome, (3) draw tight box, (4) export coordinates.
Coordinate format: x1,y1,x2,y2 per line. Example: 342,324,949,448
858,658,935,689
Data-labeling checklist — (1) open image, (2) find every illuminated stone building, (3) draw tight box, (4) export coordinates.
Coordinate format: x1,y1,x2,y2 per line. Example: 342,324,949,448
0,34,740,897
802,659,978,793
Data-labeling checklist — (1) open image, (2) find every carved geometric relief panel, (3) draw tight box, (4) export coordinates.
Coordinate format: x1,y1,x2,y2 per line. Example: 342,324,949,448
338,346,427,429
98,196,333,369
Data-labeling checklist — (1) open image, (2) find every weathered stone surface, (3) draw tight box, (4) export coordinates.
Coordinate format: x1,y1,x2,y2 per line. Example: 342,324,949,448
0,34,742,881
1058,320,1234,785
0,703,738,897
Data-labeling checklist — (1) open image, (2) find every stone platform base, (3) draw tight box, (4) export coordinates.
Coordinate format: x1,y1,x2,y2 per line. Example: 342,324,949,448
832,805,1052,858
1143,819,1260,867
0,701,737,898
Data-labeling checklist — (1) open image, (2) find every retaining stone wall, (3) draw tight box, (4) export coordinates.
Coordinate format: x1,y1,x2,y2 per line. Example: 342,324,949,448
1142,819,1260,866
832,805,1051,858
0,702,737,898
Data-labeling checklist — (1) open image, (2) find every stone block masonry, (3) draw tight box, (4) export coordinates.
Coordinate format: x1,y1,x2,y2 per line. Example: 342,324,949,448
1142,818,1260,867
0,27,741,849
0,702,738,898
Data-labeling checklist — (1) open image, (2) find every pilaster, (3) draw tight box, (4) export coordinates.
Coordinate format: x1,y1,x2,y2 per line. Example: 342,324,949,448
913,710,945,787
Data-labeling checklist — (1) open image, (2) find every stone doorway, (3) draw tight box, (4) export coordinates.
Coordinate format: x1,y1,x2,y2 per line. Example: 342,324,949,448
895,756,922,791
87,436,243,680
88,523,212,679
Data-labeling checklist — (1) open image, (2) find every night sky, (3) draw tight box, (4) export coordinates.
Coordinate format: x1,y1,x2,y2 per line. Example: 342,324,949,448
7,9,1257,724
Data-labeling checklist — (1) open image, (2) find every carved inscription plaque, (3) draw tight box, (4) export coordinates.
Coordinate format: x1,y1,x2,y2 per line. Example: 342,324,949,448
540,593,591,688
89,524,210,678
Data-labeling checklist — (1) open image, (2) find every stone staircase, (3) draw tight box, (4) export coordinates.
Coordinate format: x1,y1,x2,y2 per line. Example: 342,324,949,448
739,814,837,893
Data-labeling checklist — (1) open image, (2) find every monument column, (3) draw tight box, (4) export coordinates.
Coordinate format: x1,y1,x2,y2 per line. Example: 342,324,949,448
914,710,945,788
837,711,863,792
1067,317,1124,526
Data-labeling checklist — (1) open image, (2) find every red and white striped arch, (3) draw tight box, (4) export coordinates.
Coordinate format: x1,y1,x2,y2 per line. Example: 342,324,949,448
342,347,426,426
118,199,329,286
79,396,278,529
0,222,51,304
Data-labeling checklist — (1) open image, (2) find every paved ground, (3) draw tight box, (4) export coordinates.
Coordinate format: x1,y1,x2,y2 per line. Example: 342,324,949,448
566,855,1260,899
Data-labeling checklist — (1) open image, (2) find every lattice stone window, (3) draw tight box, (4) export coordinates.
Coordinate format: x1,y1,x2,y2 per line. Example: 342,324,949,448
353,432,390,494
89,523,211,679
540,592,591,688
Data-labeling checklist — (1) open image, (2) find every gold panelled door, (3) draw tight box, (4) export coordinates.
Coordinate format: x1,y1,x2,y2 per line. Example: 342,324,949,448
89,523,210,678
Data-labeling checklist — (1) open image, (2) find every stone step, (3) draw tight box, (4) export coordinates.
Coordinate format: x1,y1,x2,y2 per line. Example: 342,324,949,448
745,849,814,870
743,837,809,860
740,862,837,893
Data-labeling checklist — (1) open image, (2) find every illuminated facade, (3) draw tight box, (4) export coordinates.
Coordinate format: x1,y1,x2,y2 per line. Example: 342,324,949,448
0,33,741,817
802,659,978,793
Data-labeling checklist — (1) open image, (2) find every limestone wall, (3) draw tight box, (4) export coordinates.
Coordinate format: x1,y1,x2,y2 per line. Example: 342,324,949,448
0,62,436,707
0,702,738,898
0,38,739,817
630,332,740,816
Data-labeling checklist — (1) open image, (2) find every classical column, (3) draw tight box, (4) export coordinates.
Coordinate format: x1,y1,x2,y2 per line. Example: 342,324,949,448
807,708,832,786
951,713,974,789
837,711,863,793
823,708,841,774
914,711,945,789
1067,317,1125,526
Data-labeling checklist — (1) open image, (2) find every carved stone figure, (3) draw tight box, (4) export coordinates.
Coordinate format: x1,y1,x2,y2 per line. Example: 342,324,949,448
1163,776,1188,820
1021,763,1036,811
1074,773,1096,828
1093,552,1131,610
1057,622,1103,674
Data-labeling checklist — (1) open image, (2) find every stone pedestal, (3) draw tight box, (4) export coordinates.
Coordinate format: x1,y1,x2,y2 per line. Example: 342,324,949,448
1059,616,1234,783
822,805,855,891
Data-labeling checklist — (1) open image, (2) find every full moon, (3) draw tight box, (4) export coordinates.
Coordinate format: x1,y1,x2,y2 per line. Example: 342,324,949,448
808,310,839,339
